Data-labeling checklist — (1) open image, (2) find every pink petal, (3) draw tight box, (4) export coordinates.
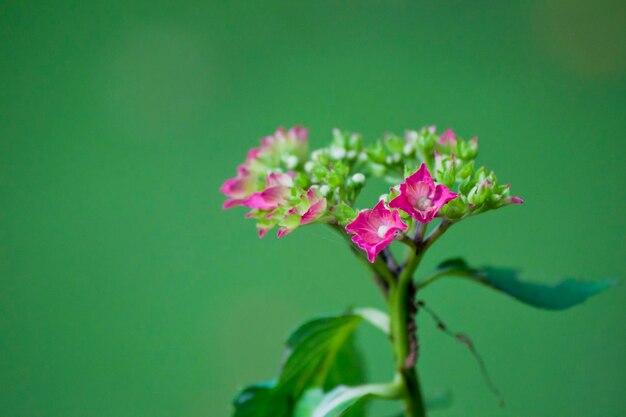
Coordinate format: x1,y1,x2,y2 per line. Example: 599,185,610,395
222,199,243,209
345,202,407,262
277,227,292,239
243,186,288,210
439,129,457,146
406,163,435,189
288,126,308,141
300,198,327,225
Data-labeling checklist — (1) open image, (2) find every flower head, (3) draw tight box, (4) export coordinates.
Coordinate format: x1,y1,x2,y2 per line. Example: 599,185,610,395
345,201,407,262
389,163,458,223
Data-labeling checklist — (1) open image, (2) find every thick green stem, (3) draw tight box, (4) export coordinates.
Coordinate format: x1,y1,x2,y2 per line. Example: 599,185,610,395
389,220,454,417
390,250,426,417
400,368,426,417
336,219,454,417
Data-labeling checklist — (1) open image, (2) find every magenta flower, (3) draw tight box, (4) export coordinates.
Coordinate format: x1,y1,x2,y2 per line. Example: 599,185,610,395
242,172,293,211
345,201,407,263
220,166,257,209
389,163,458,223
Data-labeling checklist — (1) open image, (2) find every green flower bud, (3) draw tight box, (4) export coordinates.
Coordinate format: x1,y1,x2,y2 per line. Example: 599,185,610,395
327,171,343,188
385,134,405,154
468,181,491,206
460,177,476,195
294,172,311,189
457,160,474,180
366,141,386,164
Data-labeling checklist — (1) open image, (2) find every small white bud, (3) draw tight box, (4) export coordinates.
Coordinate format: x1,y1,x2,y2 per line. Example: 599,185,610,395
304,161,315,173
351,173,365,184
406,130,418,141
403,143,413,155
283,155,298,169
385,156,393,164
311,149,323,161
330,146,346,160
319,184,331,196
358,152,368,162
346,150,357,160
392,153,401,163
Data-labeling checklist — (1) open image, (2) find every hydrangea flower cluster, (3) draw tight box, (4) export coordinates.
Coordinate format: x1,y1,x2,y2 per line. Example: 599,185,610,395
222,126,613,417
221,126,522,262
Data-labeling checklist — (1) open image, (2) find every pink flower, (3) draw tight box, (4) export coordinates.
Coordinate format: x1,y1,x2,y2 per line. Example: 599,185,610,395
220,166,257,209
507,196,524,205
345,201,408,263
438,129,457,146
389,163,458,223
242,172,293,211
277,188,328,238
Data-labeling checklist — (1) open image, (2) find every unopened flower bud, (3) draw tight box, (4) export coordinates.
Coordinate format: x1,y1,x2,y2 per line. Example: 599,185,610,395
304,161,315,173
330,146,346,160
352,173,366,185
319,184,331,197
347,150,357,160
283,155,298,169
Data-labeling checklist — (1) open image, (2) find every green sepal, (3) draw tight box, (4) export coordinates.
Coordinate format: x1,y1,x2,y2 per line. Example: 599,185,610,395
334,202,358,226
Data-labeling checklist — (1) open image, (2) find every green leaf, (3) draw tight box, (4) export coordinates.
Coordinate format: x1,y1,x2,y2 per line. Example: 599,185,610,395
232,313,368,417
324,334,366,390
433,258,617,310
295,385,382,417
280,315,363,397
232,380,292,417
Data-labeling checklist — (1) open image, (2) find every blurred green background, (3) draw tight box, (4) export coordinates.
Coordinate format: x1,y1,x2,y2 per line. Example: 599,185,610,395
1,1,625,416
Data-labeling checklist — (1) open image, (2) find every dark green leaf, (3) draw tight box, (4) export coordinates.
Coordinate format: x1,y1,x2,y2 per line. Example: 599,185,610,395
324,334,366,390
232,380,292,417
280,315,363,397
232,313,367,417
322,335,367,417
434,258,617,310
